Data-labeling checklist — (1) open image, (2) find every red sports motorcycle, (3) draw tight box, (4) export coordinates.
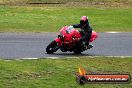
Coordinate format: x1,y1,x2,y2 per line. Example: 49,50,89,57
46,26,98,54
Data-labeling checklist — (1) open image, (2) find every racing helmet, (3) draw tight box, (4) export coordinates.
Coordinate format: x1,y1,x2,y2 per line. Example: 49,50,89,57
80,16,88,26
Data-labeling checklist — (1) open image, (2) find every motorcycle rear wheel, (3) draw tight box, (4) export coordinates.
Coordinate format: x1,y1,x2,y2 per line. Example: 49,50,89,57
46,40,59,54
73,50,81,54
73,48,81,54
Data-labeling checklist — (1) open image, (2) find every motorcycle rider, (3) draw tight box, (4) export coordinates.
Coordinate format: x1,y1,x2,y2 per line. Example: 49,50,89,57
68,16,93,49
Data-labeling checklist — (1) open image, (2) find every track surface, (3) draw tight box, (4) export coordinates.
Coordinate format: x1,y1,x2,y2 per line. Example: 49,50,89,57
0,32,132,59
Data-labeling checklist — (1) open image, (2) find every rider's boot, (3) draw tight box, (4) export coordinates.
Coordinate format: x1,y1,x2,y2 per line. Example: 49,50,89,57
84,42,93,49
87,44,93,49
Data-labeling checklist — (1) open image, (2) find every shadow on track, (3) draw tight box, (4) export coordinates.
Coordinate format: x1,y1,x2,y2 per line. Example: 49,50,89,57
45,52,99,57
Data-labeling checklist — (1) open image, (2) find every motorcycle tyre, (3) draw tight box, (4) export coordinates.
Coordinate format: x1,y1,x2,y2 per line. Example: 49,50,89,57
46,40,59,54
73,49,81,54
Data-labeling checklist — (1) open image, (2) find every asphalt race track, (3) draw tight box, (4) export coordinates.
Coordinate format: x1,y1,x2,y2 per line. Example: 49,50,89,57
0,32,132,59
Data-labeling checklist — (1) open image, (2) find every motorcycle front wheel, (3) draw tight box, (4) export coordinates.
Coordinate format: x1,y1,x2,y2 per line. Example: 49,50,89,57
46,40,59,54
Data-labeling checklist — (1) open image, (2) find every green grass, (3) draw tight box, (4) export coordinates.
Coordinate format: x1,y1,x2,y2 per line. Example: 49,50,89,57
0,6,132,32
0,0,131,4
0,57,132,88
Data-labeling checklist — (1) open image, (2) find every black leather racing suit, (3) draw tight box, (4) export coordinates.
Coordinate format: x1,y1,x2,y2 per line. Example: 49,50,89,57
72,23,92,46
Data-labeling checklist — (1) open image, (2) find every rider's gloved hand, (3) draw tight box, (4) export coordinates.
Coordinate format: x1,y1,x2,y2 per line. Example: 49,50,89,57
68,26,74,30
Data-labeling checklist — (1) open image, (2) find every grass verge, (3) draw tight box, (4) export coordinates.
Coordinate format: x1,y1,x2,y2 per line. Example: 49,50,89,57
0,6,132,32
0,57,132,88
0,0,131,6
